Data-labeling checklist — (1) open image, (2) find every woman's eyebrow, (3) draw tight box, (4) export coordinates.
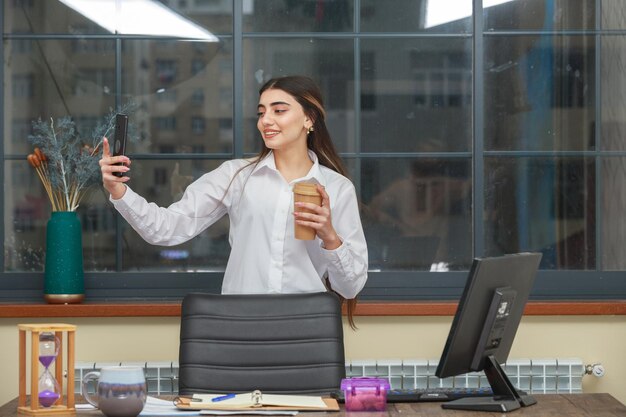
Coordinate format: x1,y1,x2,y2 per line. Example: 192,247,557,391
257,101,291,109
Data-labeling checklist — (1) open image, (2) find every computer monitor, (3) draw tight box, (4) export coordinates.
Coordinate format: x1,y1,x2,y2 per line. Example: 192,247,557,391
435,252,542,413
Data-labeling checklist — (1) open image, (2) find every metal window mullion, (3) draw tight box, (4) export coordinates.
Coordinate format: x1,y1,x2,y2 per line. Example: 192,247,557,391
115,37,123,271
595,1,602,271
5,33,233,40
233,0,243,158
243,32,469,39
353,0,361,194
1,0,5,273
473,0,485,258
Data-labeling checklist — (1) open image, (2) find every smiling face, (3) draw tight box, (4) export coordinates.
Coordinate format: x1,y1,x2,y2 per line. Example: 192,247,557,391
257,88,313,152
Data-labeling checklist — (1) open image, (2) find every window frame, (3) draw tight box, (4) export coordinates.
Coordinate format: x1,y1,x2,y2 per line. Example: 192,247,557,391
2,0,625,303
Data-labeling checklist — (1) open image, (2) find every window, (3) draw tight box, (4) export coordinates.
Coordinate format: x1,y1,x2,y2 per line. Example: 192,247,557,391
191,59,205,76
155,117,176,131
2,0,626,302
154,167,167,186
74,69,114,96
191,116,205,134
191,89,204,105
11,118,30,145
12,74,33,98
159,145,176,154
74,116,99,139
13,0,33,7
12,37,32,54
155,59,177,84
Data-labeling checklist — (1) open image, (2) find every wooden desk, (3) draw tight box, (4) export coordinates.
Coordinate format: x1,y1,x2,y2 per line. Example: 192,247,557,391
1,394,625,417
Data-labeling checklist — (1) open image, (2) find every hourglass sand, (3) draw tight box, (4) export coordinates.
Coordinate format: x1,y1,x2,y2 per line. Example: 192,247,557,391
17,324,76,416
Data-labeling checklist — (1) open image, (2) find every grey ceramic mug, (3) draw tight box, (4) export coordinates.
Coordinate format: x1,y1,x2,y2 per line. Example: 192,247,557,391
81,366,147,417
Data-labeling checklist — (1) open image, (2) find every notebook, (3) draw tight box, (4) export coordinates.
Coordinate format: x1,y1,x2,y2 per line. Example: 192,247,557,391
175,391,339,412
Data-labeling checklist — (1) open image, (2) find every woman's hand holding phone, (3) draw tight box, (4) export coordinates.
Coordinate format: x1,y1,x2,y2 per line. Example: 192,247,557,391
99,138,131,200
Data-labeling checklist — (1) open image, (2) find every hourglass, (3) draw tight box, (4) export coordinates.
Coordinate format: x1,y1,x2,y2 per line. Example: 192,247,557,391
38,332,61,408
17,324,76,416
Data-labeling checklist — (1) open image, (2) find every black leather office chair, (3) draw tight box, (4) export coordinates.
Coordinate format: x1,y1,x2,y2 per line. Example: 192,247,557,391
178,292,346,396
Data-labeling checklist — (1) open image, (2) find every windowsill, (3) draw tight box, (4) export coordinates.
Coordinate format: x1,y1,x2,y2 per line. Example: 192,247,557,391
1,300,625,318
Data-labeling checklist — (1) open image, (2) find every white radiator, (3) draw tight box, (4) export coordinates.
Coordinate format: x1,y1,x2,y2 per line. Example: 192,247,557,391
345,358,584,394
75,358,584,395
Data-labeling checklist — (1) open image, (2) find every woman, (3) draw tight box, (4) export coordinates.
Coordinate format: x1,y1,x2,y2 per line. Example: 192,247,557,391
100,75,368,326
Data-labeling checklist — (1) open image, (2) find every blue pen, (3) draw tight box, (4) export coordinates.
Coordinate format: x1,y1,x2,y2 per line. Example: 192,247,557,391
212,393,236,402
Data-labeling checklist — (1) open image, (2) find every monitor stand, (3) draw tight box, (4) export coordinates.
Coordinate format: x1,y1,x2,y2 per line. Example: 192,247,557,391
441,355,537,413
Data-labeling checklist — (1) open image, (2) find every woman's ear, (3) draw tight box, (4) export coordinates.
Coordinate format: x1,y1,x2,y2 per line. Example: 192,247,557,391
304,116,315,130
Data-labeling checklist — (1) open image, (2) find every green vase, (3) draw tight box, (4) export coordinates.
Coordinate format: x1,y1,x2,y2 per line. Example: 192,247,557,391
44,211,85,304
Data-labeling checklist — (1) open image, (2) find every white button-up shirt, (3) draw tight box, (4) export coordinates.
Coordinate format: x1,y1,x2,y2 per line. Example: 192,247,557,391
110,151,368,299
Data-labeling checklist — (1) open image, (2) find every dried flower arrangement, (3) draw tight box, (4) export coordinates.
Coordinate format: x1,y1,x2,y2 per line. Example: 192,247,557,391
27,106,134,212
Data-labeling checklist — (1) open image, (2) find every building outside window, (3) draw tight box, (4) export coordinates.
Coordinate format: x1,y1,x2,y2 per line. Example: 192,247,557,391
11,74,34,98
155,116,177,131
155,59,178,84
191,59,205,75
191,116,205,134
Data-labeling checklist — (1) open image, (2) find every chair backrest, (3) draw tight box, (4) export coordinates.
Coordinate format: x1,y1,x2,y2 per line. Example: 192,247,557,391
178,292,346,396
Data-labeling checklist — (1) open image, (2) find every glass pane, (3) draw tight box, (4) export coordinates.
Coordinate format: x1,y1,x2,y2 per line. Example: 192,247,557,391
4,39,116,155
4,161,115,272
5,160,48,271
243,0,353,32
361,158,472,271
243,38,354,153
602,0,626,29
4,0,109,34
343,158,358,184
601,36,626,151
154,0,233,34
77,190,118,271
484,157,596,270
485,35,595,151
602,157,626,270
121,159,229,271
121,39,232,154
4,0,230,35
484,0,596,31
361,38,471,152
361,0,472,33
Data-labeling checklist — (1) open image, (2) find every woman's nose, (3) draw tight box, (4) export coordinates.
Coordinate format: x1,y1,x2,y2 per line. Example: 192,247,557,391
261,113,273,125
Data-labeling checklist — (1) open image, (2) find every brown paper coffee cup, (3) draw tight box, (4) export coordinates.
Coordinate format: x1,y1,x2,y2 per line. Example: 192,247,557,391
293,182,322,240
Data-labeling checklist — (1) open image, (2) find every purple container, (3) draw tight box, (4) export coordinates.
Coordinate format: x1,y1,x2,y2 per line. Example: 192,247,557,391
340,377,390,411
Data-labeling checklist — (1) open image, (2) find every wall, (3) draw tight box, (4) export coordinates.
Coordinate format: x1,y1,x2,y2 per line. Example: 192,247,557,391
0,315,624,406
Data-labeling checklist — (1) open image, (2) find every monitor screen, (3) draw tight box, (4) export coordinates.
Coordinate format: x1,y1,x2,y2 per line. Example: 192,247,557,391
435,252,542,413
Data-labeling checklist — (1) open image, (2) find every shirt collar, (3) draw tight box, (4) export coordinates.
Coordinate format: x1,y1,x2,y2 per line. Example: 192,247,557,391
251,150,327,186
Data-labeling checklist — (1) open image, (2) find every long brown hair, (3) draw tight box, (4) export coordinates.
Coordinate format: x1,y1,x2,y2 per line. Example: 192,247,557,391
258,75,359,329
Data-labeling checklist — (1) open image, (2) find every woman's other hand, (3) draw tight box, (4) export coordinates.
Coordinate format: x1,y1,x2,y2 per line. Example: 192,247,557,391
99,137,131,200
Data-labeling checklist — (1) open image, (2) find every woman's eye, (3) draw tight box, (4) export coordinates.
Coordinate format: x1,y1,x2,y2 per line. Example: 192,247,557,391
257,112,264,118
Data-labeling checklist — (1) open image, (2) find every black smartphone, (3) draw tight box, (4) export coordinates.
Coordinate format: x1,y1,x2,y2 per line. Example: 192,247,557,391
112,113,128,177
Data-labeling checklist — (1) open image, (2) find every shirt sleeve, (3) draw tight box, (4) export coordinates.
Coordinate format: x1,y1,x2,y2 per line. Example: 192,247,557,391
320,181,368,299
109,161,237,246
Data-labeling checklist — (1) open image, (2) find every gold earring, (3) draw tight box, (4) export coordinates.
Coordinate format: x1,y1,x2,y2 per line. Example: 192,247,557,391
307,126,314,134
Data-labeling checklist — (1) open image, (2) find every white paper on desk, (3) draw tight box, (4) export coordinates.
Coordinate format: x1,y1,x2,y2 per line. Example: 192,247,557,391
76,396,202,416
200,411,298,416
141,396,202,416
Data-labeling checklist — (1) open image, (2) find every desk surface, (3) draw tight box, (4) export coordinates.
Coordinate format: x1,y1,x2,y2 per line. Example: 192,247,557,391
2,394,626,417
